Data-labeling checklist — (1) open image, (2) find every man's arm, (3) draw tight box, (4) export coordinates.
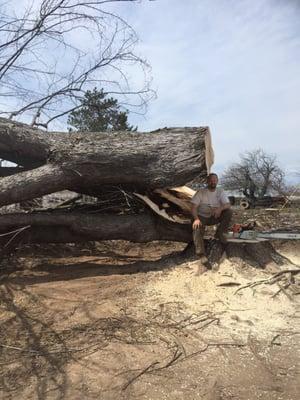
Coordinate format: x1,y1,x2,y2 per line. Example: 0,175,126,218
191,204,202,229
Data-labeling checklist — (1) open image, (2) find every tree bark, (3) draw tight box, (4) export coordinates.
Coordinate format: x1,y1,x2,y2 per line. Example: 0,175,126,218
0,211,291,272
0,118,50,167
0,165,72,206
0,212,192,247
0,118,212,207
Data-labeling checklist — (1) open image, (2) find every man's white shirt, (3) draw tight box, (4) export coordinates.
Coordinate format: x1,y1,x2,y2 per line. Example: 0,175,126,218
191,188,229,218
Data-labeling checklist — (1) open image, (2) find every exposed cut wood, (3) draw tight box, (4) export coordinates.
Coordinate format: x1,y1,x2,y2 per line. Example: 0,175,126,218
134,193,190,224
154,188,193,213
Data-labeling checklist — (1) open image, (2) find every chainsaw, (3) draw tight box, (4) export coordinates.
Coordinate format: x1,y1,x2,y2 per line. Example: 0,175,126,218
227,223,300,242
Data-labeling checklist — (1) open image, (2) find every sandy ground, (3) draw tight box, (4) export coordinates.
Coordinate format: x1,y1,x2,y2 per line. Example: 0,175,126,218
0,210,299,399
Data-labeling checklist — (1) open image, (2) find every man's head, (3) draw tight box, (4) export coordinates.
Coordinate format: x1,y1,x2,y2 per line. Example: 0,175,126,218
207,173,218,190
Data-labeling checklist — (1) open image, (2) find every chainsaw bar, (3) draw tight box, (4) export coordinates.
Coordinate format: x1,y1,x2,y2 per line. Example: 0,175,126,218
227,230,300,242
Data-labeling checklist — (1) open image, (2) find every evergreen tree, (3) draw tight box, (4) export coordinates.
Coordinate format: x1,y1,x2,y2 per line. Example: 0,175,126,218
68,88,135,132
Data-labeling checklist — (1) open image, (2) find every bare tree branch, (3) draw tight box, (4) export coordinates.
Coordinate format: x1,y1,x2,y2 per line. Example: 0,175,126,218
0,0,155,128
221,149,285,199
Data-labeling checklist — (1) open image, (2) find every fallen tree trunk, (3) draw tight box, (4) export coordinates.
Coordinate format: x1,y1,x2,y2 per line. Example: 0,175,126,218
0,212,292,271
0,165,71,206
0,118,49,168
0,212,192,245
0,118,213,207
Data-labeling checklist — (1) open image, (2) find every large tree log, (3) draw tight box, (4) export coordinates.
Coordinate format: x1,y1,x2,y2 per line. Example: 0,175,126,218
0,165,70,205
0,212,292,272
0,118,51,167
0,118,213,207
0,212,192,246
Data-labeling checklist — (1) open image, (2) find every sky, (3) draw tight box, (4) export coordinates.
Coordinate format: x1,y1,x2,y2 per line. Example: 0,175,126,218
112,0,300,182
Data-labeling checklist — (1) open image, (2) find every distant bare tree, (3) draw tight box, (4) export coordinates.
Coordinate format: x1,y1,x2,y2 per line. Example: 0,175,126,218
221,149,285,200
0,0,154,129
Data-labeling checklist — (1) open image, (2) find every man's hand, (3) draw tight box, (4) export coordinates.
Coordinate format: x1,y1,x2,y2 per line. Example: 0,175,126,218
212,207,222,218
192,218,202,230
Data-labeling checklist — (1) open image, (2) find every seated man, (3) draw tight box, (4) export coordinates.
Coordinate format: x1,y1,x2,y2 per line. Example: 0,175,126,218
191,173,233,256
